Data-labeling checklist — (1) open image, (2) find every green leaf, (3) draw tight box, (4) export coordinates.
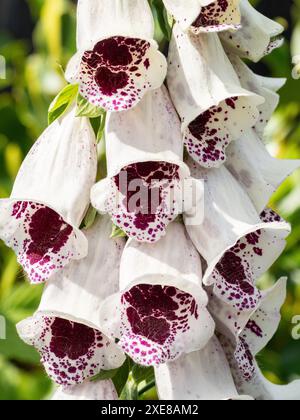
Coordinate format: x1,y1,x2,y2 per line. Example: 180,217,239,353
76,94,105,118
91,368,119,382
150,0,173,42
132,364,154,384
110,224,127,239
112,358,131,396
81,206,97,230
48,84,78,125
97,112,107,143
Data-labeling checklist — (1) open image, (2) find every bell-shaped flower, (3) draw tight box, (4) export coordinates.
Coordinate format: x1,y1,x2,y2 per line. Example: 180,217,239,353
220,0,284,63
184,158,291,313
17,216,126,387
0,108,97,284
219,279,300,400
65,0,167,112
228,55,286,136
52,380,118,401
98,222,215,367
91,87,191,243
292,55,300,80
155,336,253,400
163,0,241,33
226,129,300,214
167,25,264,168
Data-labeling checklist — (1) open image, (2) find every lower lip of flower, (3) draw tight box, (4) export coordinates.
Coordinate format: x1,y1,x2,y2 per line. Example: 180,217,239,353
119,284,199,366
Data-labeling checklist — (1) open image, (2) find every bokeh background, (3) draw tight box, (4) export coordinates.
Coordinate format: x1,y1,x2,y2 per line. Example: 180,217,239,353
0,0,299,400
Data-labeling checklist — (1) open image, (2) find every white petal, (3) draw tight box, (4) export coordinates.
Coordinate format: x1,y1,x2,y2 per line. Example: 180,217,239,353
76,0,155,51
209,277,287,341
162,0,215,31
17,314,124,387
184,159,291,311
104,87,189,178
229,55,283,136
226,129,300,213
10,108,97,227
190,0,241,34
0,109,97,283
91,88,190,243
52,380,118,400
167,25,263,168
220,0,284,63
99,222,215,366
38,215,125,332
155,336,253,400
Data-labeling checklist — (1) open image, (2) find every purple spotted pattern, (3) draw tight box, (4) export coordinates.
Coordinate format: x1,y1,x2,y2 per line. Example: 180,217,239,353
184,97,255,168
119,285,199,366
234,337,255,381
104,162,181,243
8,201,80,284
79,36,157,112
26,316,110,386
192,0,241,33
211,230,263,311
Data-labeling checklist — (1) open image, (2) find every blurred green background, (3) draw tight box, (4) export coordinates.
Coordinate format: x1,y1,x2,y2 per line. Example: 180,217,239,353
0,0,299,400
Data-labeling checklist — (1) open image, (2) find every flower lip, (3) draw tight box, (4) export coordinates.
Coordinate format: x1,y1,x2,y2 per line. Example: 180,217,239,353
191,0,241,33
119,284,200,366
17,313,125,387
0,198,88,284
75,36,167,112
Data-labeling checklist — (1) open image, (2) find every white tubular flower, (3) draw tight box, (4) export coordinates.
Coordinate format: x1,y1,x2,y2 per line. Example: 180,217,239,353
163,0,241,33
184,158,291,313
292,55,300,80
220,279,300,400
52,380,118,401
167,25,263,168
17,216,126,387
155,336,253,400
220,0,284,63
0,108,97,284
226,129,300,214
91,87,190,243
228,55,286,136
99,222,215,367
65,0,167,112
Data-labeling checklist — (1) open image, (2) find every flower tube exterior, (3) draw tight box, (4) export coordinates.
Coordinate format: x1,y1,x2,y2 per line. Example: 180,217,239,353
220,279,300,400
184,158,291,313
226,129,300,214
91,87,191,243
17,216,126,387
163,0,241,33
220,0,284,63
52,380,118,401
167,25,263,168
66,0,167,112
0,108,97,284
228,54,285,136
99,222,215,366
155,336,253,400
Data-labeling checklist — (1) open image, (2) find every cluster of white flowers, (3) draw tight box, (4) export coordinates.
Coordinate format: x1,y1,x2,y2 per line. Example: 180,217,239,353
1,0,300,401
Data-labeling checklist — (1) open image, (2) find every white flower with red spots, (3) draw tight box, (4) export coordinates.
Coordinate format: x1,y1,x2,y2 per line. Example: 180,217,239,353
17,216,126,387
167,25,264,168
219,279,300,400
0,108,97,284
163,0,241,33
66,0,167,112
220,0,284,63
99,222,215,367
91,88,191,243
155,336,253,400
184,159,291,314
